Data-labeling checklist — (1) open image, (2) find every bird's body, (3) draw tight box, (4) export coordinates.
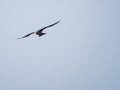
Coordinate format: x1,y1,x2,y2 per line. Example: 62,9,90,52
18,20,60,39
36,30,46,37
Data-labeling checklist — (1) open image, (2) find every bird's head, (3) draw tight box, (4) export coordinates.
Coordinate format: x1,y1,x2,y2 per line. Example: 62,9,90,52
39,33,46,37
42,33,46,35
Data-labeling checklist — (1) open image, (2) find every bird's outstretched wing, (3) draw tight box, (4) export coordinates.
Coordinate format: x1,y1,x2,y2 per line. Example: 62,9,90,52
18,32,35,39
38,20,60,32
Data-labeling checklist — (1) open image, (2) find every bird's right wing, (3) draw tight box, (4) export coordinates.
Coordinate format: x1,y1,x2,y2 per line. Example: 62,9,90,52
18,32,35,39
39,20,61,32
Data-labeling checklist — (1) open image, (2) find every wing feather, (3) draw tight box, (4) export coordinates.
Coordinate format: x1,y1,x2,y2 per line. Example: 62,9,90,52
37,20,60,32
18,32,35,39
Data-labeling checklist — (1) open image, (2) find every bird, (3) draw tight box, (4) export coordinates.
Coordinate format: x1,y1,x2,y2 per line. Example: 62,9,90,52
18,20,60,39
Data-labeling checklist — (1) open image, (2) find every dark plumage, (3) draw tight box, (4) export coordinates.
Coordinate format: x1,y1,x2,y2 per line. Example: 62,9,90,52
18,20,60,39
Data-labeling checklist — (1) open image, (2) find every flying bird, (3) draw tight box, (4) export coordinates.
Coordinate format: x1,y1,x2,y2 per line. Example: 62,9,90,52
18,20,60,39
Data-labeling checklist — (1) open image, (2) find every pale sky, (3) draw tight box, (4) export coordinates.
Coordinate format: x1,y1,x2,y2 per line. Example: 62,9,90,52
0,0,120,90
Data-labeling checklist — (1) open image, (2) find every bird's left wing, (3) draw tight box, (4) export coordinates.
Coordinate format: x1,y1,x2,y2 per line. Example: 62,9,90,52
18,32,35,39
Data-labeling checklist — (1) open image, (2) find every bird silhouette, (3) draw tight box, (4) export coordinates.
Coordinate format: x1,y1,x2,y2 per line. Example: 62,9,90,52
18,20,60,39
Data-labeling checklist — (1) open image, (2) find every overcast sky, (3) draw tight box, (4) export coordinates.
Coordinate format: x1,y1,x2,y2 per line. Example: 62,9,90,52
0,0,120,90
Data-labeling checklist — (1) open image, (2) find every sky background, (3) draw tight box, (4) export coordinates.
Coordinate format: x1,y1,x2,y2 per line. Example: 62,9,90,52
0,0,120,90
